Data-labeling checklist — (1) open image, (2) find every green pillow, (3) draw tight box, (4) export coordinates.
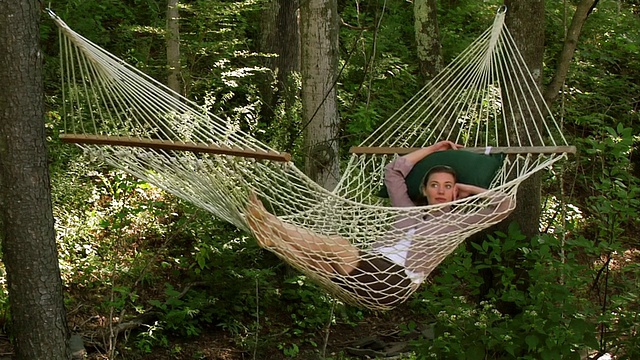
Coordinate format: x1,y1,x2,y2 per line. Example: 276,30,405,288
378,150,505,202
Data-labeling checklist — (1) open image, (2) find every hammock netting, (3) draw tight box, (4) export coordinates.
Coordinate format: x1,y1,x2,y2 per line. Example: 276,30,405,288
50,7,574,310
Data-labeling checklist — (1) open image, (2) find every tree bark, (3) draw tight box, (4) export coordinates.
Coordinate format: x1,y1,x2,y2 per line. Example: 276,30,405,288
167,0,181,95
0,1,71,359
259,0,301,150
300,0,341,190
414,0,443,80
261,0,301,94
503,0,546,238
467,0,547,316
543,0,598,105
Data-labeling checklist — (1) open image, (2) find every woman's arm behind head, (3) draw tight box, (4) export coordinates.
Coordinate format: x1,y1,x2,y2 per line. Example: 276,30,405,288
454,184,515,225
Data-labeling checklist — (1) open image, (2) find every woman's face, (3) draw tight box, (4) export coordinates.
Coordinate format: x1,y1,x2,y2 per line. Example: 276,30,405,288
423,172,456,205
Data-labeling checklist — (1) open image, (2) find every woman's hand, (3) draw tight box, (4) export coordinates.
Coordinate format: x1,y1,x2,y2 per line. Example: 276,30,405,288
402,140,463,165
454,183,487,200
429,140,462,153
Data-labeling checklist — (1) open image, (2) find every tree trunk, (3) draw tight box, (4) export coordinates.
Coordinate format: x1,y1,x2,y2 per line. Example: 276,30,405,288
414,0,443,80
503,0,546,238
259,0,301,151
167,0,181,94
467,1,547,315
261,0,301,94
300,0,341,190
0,1,71,359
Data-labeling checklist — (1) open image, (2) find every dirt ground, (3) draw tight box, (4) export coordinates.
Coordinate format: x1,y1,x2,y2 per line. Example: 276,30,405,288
133,309,416,360
72,307,417,360
0,298,410,360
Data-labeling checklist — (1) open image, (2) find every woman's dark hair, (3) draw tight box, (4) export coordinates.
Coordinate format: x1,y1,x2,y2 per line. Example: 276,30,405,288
422,165,457,186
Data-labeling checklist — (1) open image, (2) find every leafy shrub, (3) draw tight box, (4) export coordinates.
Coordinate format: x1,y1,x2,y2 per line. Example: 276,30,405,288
409,224,602,359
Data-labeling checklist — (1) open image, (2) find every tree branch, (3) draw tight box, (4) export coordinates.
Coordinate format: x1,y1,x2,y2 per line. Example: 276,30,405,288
543,0,599,106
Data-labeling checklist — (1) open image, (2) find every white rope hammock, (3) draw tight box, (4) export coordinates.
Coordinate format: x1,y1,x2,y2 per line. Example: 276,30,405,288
50,7,574,311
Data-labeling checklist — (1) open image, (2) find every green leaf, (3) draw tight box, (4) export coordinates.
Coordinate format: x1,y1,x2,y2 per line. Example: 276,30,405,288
470,242,483,252
525,334,539,351
464,344,486,360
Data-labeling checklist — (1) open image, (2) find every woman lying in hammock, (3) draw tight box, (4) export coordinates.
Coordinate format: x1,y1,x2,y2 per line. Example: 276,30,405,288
245,141,514,307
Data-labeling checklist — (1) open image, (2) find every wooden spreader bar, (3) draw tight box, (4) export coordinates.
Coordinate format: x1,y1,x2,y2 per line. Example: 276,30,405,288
60,134,291,162
349,145,576,155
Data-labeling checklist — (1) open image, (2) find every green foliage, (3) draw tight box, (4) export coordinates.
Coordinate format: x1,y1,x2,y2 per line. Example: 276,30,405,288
579,124,639,245
553,1,640,135
258,72,306,162
178,0,271,135
410,225,601,359
437,1,504,62
337,0,421,149
274,276,334,353
548,6,640,356
42,0,167,78
147,284,212,338
575,124,640,358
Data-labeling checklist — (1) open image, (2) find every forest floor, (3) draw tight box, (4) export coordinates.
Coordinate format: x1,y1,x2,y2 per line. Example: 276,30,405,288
2,250,638,359
136,309,416,360
0,292,421,360
76,306,418,360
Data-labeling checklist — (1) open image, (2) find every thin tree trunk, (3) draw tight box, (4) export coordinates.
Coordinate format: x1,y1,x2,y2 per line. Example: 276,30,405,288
167,0,181,94
300,0,341,190
0,1,71,358
543,0,598,105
